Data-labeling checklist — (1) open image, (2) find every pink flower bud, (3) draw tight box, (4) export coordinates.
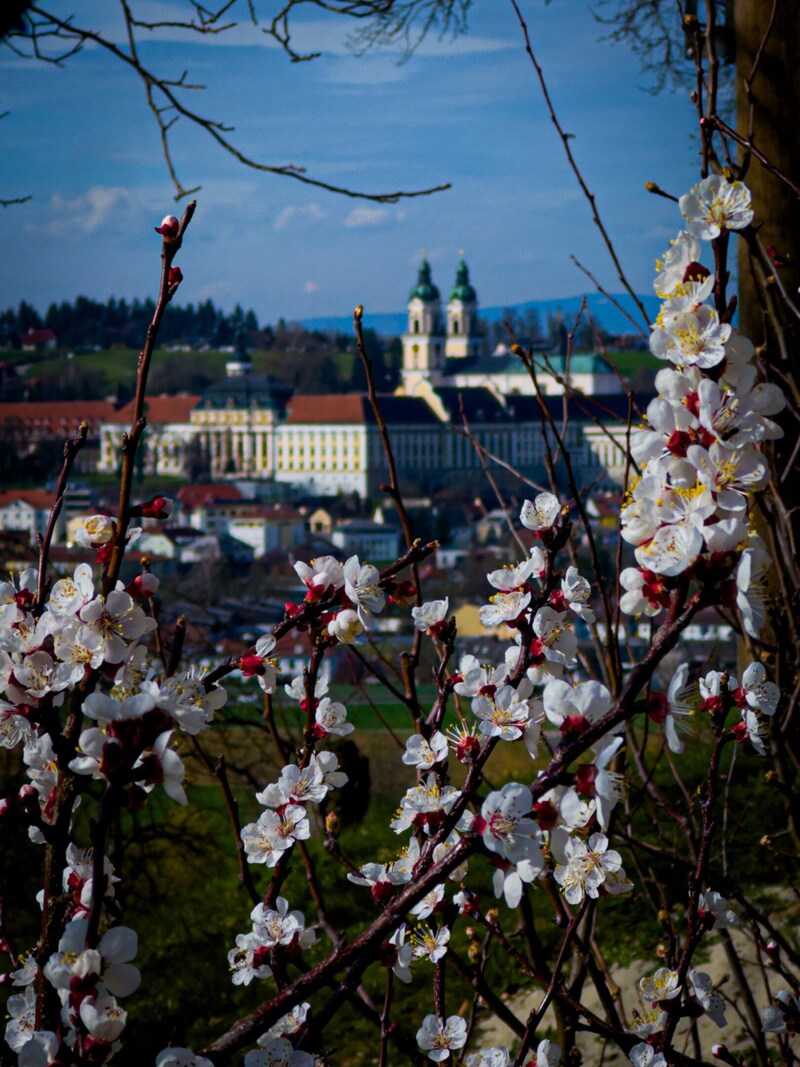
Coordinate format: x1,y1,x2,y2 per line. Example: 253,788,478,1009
168,266,183,289
126,572,159,600
239,654,266,677
155,214,180,239
131,496,173,520
712,1045,739,1066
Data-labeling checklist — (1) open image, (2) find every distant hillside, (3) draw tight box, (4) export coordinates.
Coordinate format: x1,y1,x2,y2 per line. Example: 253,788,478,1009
303,292,660,339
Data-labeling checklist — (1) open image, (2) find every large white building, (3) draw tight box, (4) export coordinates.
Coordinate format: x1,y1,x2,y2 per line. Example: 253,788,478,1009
97,260,639,497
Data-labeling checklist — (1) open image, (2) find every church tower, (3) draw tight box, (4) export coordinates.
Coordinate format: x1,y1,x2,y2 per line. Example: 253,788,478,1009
445,257,482,359
401,258,446,394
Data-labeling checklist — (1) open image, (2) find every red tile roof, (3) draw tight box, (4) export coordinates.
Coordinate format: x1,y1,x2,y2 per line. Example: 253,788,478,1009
0,488,55,510
285,394,440,425
177,483,244,507
105,395,200,425
0,401,116,430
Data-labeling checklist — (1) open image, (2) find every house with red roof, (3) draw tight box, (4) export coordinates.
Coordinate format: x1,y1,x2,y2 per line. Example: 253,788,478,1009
20,328,57,352
0,488,63,545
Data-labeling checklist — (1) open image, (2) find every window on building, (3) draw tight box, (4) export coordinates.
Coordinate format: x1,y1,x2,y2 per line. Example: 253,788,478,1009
453,319,460,334
413,319,420,334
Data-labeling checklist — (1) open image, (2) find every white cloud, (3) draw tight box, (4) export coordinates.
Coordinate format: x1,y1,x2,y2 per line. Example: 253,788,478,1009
273,203,326,231
304,280,318,294
343,206,389,229
43,186,138,236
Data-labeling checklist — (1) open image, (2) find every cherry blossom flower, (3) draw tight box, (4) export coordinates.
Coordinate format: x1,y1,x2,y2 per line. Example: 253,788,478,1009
314,696,353,737
476,782,542,868
412,598,450,635
416,1014,468,1062
4,986,36,1052
410,884,446,920
734,662,780,716
343,555,385,622
542,679,613,736
650,305,731,369
688,969,727,1027
241,805,311,865
78,590,155,663
639,967,681,1003
473,682,536,740
479,588,532,627
411,923,450,963
634,521,704,578
47,563,95,618
553,832,627,905
520,493,561,531
628,1042,667,1067
653,230,703,297
294,555,344,601
560,566,595,622
736,541,769,637
327,608,364,644
74,514,116,548
762,990,800,1035
79,993,127,1041
391,775,461,834
465,1047,510,1067
679,175,754,239
258,1002,310,1043
402,731,449,768
531,606,577,666
228,932,273,986
380,923,414,984
16,1030,61,1067
133,731,187,805
156,1052,215,1067
532,1040,561,1067
140,668,227,734
698,890,738,929
250,897,317,952
244,1038,314,1066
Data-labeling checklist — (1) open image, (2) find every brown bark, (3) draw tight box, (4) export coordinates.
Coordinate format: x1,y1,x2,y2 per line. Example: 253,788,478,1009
734,0,800,350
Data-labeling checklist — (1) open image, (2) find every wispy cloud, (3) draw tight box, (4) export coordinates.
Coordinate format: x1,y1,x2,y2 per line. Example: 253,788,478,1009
343,206,389,228
38,186,139,237
273,203,326,231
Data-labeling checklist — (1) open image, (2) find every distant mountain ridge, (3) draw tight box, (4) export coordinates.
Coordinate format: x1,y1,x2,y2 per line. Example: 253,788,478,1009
302,292,660,339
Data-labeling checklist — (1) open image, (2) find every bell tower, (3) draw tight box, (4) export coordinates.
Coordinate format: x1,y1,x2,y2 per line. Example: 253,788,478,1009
401,258,446,394
446,256,482,358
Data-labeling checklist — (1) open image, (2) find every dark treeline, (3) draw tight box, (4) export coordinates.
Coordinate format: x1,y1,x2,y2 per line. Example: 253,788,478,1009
0,296,262,350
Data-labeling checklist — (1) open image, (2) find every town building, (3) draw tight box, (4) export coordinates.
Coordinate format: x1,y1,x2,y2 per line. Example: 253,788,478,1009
95,259,640,497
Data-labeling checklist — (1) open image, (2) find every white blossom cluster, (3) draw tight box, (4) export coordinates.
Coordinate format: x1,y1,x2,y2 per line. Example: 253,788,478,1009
620,177,784,633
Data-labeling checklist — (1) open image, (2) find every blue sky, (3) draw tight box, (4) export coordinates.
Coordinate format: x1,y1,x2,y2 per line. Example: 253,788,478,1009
0,1,701,325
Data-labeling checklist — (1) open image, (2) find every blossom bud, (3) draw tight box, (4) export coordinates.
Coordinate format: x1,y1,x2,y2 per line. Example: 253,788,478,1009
371,881,394,906
17,784,39,817
0,797,10,817
387,579,416,608
168,266,183,288
327,609,363,645
765,940,780,961
532,800,558,831
711,1045,739,1066
126,572,159,600
324,811,340,839
131,496,173,520
239,654,266,677
75,514,115,548
354,305,363,322
155,214,180,240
